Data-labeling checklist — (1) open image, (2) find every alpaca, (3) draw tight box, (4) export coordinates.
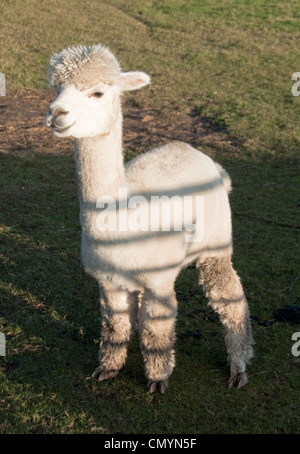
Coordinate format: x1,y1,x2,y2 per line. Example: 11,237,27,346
45,44,254,393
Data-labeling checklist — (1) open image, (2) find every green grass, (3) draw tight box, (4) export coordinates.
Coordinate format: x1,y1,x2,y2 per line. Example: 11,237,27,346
1,0,300,434
0,153,299,433
1,0,300,156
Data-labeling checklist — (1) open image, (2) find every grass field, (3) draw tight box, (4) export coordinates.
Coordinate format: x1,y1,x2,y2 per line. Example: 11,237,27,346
0,0,300,434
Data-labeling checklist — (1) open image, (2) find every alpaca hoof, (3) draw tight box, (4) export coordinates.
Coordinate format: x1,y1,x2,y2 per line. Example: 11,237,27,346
92,366,119,382
148,380,168,394
228,371,248,389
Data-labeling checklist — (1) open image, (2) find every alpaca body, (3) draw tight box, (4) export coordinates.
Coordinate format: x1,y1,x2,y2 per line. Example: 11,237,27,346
80,140,232,293
46,43,254,393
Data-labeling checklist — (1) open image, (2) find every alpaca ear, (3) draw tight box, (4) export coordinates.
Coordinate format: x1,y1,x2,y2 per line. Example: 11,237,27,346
119,71,151,91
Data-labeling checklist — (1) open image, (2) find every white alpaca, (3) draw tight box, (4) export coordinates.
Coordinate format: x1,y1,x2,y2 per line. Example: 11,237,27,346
46,44,254,393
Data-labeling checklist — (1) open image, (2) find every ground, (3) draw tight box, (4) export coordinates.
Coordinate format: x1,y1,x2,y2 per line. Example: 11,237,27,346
0,89,232,157
0,88,299,434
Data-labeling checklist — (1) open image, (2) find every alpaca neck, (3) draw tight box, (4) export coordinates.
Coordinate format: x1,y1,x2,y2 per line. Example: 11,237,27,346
74,113,126,206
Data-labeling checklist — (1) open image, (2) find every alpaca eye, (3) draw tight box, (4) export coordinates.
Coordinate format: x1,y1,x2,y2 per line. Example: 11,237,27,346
91,92,103,98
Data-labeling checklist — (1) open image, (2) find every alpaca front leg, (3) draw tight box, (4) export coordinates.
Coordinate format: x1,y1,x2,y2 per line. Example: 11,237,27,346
198,256,254,388
92,287,139,382
139,288,177,394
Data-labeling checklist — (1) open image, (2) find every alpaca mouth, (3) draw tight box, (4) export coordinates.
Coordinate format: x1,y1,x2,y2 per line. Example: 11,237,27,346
52,122,75,134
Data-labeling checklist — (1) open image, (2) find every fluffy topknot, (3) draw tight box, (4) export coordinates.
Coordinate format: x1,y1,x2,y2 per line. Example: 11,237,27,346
48,44,121,90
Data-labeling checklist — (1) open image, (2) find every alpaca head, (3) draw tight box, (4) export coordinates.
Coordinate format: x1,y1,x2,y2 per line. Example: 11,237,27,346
45,44,150,138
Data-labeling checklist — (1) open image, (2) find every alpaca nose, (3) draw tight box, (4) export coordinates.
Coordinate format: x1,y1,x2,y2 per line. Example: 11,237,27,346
48,107,70,128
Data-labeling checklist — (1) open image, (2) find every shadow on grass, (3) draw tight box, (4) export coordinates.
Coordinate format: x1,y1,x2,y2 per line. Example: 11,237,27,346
0,150,299,433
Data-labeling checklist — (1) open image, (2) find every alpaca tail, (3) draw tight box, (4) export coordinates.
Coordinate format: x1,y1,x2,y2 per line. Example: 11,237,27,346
215,163,232,194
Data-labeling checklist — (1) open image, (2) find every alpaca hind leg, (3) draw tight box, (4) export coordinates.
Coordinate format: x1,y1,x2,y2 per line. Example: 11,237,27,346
139,287,177,394
198,256,254,388
92,286,139,381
